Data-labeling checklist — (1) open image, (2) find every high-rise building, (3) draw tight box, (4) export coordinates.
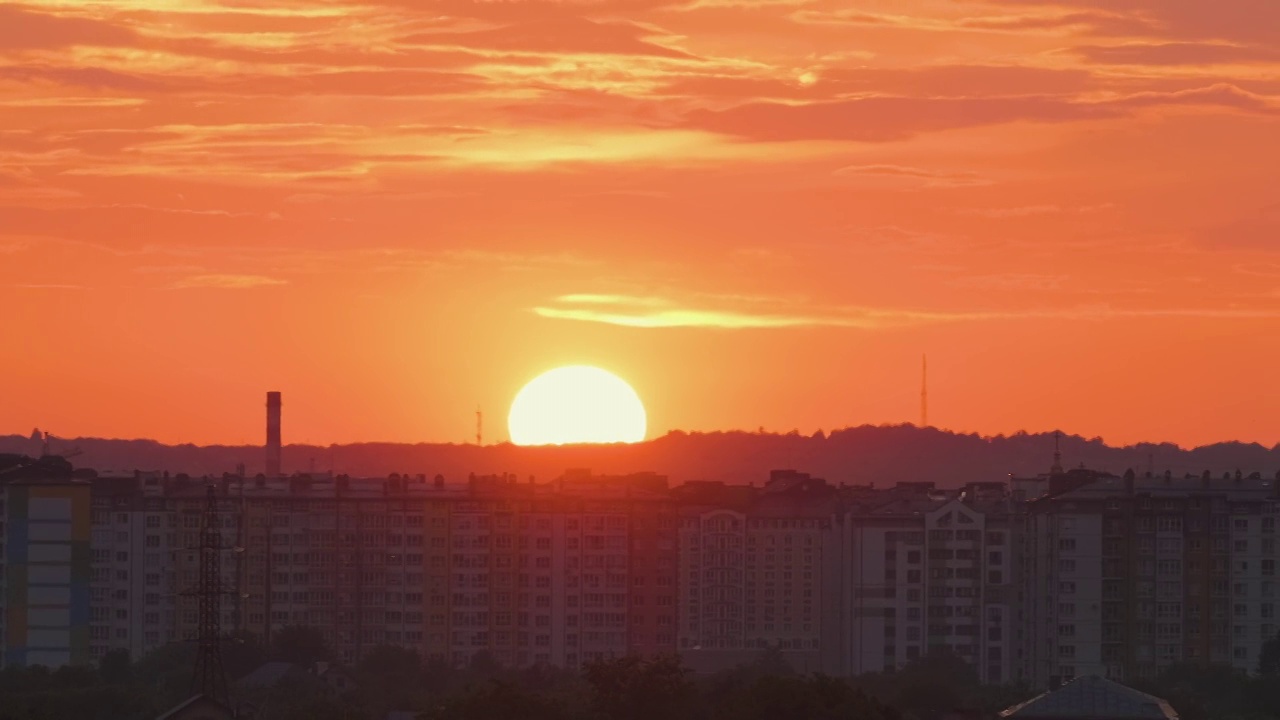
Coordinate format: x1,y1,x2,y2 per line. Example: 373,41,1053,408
1,475,92,667
77,468,678,669
1021,469,1280,686
88,472,177,661
677,471,834,673
823,481,1018,682
8,448,1279,690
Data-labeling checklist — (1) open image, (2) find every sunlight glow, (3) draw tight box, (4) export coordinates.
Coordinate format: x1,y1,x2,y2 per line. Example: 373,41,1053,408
508,366,646,446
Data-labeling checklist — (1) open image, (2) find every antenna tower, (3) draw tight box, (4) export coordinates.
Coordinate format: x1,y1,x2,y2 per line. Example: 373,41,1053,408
476,407,483,446
186,485,231,707
920,354,929,428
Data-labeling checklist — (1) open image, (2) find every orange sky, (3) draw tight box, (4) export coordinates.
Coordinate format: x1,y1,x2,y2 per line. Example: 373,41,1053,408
4,0,1279,449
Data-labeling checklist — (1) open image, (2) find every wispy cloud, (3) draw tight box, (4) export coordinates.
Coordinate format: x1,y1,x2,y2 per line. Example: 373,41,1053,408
534,294,868,328
833,164,990,188
959,204,1115,218
172,274,288,290
534,293,1280,330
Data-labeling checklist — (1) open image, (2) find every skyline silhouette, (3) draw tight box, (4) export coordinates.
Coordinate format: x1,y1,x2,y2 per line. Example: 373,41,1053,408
6,423,1279,486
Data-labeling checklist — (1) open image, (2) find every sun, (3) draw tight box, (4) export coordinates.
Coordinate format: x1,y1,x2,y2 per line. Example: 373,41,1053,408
508,366,647,446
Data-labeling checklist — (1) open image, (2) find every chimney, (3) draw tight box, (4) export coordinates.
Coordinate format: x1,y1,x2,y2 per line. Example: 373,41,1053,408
266,391,282,477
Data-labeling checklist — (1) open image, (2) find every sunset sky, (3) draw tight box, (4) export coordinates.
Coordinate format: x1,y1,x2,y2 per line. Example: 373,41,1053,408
4,0,1279,449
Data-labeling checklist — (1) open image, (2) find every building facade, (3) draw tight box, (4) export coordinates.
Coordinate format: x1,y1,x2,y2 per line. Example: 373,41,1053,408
677,471,832,673
1022,469,1280,686
4,455,1279,690
824,482,1019,683
78,469,678,669
1,479,92,667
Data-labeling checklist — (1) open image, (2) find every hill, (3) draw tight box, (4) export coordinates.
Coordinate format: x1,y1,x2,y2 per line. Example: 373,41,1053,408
3,425,1278,486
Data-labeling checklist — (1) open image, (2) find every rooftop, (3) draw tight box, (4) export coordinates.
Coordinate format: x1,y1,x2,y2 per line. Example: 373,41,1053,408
1000,675,1178,720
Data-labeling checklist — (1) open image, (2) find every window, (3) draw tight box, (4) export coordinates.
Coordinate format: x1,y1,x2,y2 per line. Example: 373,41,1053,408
1059,539,1076,551
1060,582,1077,595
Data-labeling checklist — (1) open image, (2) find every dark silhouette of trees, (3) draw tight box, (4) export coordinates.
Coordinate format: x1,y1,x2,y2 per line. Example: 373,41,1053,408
99,649,132,685
583,655,696,720
421,680,578,720
1259,634,1280,676
223,630,266,680
355,645,424,714
716,673,900,720
269,625,331,667
3,645,1280,720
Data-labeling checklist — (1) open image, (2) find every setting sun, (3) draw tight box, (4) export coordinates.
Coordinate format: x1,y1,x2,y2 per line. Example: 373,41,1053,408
508,366,646,446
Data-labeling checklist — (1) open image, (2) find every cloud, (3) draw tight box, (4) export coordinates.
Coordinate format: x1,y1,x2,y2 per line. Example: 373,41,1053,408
534,293,1280,330
534,293,950,329
1234,263,1280,278
959,204,1115,218
534,304,868,329
399,17,695,59
833,164,989,188
1072,42,1280,66
949,273,1069,291
0,6,137,51
172,274,288,289
1197,205,1280,250
0,65,160,91
1017,0,1280,44
683,84,1275,142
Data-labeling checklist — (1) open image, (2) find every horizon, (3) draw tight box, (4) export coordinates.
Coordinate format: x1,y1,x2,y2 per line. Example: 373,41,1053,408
9,421,1280,454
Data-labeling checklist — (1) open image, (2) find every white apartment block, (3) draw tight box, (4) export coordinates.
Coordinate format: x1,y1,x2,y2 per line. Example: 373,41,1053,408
1022,470,1280,686
825,485,1017,683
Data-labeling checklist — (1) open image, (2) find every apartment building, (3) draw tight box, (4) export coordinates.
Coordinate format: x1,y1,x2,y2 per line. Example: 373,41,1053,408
1022,469,1280,687
0,476,92,667
76,468,679,669
9,448,1280,689
676,471,833,672
88,473,177,660
824,481,1018,683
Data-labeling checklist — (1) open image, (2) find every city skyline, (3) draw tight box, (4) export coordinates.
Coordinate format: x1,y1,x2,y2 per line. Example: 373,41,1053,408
4,1,1280,448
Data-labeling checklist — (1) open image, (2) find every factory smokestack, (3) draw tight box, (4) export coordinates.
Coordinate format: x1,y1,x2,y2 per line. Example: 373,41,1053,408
266,391,282,477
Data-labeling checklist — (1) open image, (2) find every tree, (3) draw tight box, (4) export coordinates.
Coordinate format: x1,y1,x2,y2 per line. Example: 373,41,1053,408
583,655,696,720
467,649,503,681
270,625,331,667
224,630,266,680
355,645,424,713
100,648,133,685
1258,634,1280,676
133,642,197,709
883,649,983,720
421,680,577,720
711,673,899,720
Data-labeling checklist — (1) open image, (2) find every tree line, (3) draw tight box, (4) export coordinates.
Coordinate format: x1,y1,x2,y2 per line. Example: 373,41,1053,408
0,628,1277,720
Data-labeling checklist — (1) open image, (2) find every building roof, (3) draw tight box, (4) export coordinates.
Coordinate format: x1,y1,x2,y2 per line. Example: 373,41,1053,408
999,676,1178,720
236,661,309,690
155,693,234,720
